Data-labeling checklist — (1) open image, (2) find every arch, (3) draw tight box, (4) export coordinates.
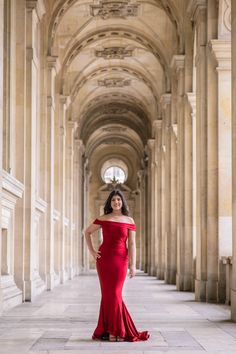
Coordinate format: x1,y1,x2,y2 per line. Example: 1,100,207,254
70,64,159,104
48,0,183,54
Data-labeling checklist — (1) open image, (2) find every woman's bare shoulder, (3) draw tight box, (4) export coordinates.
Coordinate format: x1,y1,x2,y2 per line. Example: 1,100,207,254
96,214,108,221
126,216,135,224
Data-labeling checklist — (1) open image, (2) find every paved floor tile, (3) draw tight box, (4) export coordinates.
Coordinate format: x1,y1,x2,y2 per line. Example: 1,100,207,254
0,270,236,353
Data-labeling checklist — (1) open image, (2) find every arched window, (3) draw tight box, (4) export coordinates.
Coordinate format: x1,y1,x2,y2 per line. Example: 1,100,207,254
103,166,126,184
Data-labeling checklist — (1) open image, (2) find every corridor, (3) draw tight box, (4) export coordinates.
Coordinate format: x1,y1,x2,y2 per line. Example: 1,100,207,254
0,272,236,354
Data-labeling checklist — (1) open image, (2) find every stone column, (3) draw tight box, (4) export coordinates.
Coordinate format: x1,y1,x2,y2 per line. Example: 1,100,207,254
74,139,84,274
153,121,163,279
0,0,4,313
171,55,191,291
170,111,178,286
188,0,208,301
186,92,197,287
45,55,60,290
137,170,146,271
160,95,174,283
65,120,77,279
58,96,68,283
146,139,155,275
148,138,157,275
209,39,231,301
23,0,45,300
231,0,236,320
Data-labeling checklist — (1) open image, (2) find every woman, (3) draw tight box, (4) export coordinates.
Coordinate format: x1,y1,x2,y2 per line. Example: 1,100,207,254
84,189,150,342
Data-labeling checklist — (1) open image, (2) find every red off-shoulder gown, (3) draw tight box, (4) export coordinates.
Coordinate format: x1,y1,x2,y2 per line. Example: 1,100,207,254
92,218,150,342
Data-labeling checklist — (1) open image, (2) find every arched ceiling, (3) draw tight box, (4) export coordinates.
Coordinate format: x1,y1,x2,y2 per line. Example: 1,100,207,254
46,0,185,188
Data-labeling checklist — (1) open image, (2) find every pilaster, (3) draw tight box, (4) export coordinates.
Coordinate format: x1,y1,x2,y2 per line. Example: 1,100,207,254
231,0,236,321
65,120,78,279
45,55,60,290
208,39,232,302
0,0,4,313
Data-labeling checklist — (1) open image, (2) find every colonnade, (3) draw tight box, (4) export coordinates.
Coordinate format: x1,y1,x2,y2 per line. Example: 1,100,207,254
1,0,236,322
143,0,234,306
0,0,85,311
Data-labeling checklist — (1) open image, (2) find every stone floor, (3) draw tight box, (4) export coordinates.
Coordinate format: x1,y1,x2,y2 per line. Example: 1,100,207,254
1,270,236,354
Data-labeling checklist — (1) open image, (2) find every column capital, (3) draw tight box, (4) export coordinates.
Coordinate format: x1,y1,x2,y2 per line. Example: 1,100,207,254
147,138,155,150
209,39,231,70
172,123,178,139
170,55,185,73
160,93,171,109
74,139,85,153
47,55,61,74
185,92,196,115
67,120,78,132
60,95,71,108
187,0,206,22
152,120,162,135
26,0,45,20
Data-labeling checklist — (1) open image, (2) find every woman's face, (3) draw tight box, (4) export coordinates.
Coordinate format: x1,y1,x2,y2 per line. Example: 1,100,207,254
111,195,123,211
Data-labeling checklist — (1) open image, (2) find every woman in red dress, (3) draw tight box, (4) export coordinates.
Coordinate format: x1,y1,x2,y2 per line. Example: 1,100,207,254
84,189,150,342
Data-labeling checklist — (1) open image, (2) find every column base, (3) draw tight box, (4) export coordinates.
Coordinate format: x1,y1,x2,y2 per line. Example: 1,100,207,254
46,272,55,291
68,266,77,280
150,266,157,277
195,279,206,301
206,279,218,302
156,268,164,280
24,272,46,301
231,288,236,321
176,273,193,291
165,269,176,284
60,269,69,284
1,275,22,311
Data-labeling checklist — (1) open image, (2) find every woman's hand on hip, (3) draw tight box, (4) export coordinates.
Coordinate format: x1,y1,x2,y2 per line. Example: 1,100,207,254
129,266,136,278
91,249,101,261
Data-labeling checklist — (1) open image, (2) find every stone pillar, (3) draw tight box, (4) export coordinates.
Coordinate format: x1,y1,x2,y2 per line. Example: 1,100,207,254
74,139,84,274
58,96,68,283
209,39,231,301
160,95,175,283
148,138,157,275
0,0,4,313
171,55,192,291
231,0,236,320
188,0,208,301
137,170,146,271
170,118,178,286
186,92,197,288
153,121,163,279
83,158,91,271
65,120,77,279
45,55,60,290
23,0,45,300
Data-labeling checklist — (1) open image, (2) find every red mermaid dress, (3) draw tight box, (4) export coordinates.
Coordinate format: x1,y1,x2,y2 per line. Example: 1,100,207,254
92,219,150,342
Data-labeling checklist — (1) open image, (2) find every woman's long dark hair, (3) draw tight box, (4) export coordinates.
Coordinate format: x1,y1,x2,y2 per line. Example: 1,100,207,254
104,189,129,215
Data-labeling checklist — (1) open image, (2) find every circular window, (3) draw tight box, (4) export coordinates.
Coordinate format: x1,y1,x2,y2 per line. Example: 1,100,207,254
103,166,126,184
101,159,128,184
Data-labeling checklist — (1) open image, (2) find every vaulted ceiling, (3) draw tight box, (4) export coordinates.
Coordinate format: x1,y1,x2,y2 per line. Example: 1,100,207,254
45,0,186,187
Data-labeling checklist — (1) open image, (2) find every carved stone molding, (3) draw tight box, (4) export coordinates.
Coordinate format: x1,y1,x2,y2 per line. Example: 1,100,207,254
35,197,48,214
218,0,231,38
2,170,24,199
98,78,131,87
102,127,127,132
95,47,133,59
90,0,139,19
170,55,185,73
209,39,231,70
102,107,128,114
186,92,196,116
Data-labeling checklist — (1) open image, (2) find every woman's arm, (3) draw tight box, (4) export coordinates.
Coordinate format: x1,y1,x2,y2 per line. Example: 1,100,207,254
84,223,101,261
128,229,136,278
